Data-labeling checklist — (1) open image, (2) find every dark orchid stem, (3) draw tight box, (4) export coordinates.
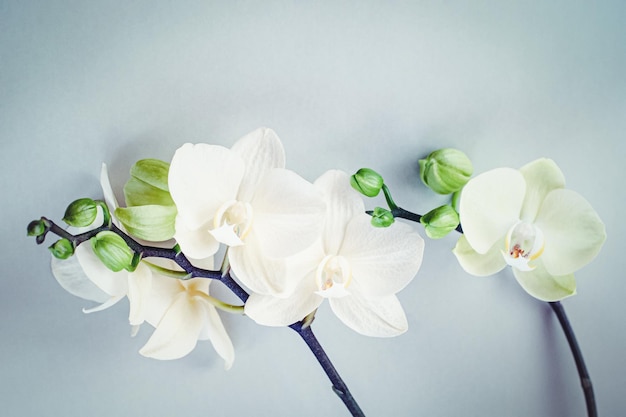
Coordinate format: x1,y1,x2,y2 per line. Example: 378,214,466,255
549,301,597,417
33,216,366,417
290,322,366,417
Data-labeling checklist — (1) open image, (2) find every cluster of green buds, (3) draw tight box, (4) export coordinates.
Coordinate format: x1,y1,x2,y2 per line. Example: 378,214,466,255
27,196,139,272
350,168,396,228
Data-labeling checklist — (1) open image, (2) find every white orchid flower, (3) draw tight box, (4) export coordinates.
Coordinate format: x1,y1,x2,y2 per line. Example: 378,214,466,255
139,273,234,369
168,127,325,295
453,158,606,301
244,170,424,337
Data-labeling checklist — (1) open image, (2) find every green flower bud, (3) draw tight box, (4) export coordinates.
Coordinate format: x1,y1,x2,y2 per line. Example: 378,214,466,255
419,148,473,194
63,198,98,227
371,207,395,228
91,231,136,272
48,238,74,259
420,205,460,239
351,168,384,197
27,219,47,237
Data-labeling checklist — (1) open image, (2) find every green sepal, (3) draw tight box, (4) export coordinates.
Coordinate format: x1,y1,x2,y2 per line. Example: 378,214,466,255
49,238,74,259
420,204,460,239
115,205,177,241
91,231,135,272
124,159,174,207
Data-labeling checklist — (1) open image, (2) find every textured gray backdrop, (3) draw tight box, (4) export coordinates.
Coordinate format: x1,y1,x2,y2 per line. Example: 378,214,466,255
2,1,625,416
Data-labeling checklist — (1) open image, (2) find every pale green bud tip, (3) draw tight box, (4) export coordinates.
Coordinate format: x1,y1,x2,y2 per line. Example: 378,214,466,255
49,238,74,259
63,198,98,227
27,219,47,237
419,148,473,194
371,207,395,228
91,231,135,272
351,168,384,197
420,205,460,239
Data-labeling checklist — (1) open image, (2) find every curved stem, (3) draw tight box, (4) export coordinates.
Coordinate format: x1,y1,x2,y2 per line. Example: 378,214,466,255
549,301,597,417
290,323,366,417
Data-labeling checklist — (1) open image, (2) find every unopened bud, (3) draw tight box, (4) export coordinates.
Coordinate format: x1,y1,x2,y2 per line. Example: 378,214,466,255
49,238,74,259
124,159,174,207
419,149,473,194
63,198,98,227
27,219,47,237
351,168,384,198
91,231,136,272
371,207,395,228
420,205,460,239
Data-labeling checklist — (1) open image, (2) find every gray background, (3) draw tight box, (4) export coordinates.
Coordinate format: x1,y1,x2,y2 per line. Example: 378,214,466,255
2,1,625,416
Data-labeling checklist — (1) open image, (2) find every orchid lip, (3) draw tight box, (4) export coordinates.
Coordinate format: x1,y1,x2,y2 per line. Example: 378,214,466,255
502,221,545,271
315,255,352,298
210,200,254,246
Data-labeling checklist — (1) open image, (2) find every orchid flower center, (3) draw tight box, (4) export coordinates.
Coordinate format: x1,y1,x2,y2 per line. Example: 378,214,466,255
210,200,254,246
501,221,545,271
315,255,352,298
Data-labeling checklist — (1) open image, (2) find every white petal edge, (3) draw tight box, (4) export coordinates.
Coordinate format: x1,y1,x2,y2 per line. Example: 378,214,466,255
534,189,606,276
513,260,576,301
518,158,566,222
139,292,204,360
339,215,423,296
330,292,408,337
168,143,245,230
245,275,323,326
200,301,235,370
251,168,326,259
460,167,525,254
127,262,152,326
75,244,128,297
173,215,220,260
452,235,507,276
51,255,110,303
231,127,286,202
314,170,366,255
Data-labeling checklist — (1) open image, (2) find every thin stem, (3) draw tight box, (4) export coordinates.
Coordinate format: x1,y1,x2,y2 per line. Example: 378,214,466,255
290,323,366,417
382,184,398,210
549,301,597,417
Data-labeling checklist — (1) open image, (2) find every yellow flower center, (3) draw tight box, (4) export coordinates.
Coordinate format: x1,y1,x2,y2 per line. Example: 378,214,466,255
502,221,545,271
315,255,352,298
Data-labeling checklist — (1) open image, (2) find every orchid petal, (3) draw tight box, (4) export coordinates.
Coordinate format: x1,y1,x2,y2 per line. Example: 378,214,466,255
534,189,606,276
245,276,322,326
82,294,125,314
200,301,235,370
519,158,566,222
330,291,408,337
231,127,286,202
227,236,290,295
128,262,152,326
251,169,325,258
513,260,576,301
139,292,204,360
50,255,110,303
314,170,365,254
173,215,219,260
459,168,525,254
143,275,184,328
115,205,177,242
168,143,245,230
452,235,507,276
339,215,423,296
100,163,119,211
75,244,128,296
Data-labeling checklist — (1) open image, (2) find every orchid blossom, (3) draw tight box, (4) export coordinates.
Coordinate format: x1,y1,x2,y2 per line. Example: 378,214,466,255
51,165,234,367
168,128,325,295
244,170,424,337
453,158,606,301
